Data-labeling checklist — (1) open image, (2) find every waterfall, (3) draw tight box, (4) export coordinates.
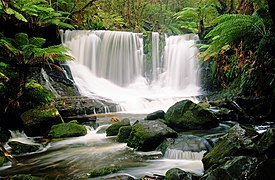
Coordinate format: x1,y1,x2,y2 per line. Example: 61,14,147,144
164,149,206,160
62,30,201,113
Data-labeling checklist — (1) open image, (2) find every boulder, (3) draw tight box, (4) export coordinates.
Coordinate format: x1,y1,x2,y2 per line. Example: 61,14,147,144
157,135,212,157
116,126,132,143
145,110,165,120
106,118,131,136
164,100,219,131
127,120,178,151
165,168,200,180
8,141,40,154
255,128,275,159
201,156,275,180
21,104,63,136
48,121,87,138
87,165,121,178
202,124,259,171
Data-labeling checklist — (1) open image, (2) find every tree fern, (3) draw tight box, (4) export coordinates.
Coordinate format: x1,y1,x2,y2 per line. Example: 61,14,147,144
200,14,266,60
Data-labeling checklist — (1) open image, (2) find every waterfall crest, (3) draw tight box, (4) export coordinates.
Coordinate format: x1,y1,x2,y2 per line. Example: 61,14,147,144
62,30,201,113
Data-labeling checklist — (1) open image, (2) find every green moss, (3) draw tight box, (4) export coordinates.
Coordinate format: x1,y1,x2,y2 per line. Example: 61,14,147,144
106,118,130,136
116,126,132,143
0,155,7,166
48,121,87,138
87,166,121,178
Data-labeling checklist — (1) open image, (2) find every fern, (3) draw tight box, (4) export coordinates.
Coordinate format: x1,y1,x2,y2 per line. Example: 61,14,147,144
200,14,266,60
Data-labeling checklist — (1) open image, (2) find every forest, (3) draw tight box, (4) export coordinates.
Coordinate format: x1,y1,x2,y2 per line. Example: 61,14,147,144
0,0,275,179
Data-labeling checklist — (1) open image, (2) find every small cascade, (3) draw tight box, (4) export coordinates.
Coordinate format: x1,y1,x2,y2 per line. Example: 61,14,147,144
164,149,206,160
40,68,60,97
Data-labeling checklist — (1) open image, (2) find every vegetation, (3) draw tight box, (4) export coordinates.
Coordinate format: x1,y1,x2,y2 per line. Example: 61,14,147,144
0,0,274,125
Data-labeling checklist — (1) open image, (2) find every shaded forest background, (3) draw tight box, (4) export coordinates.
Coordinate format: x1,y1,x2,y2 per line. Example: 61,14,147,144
0,0,274,127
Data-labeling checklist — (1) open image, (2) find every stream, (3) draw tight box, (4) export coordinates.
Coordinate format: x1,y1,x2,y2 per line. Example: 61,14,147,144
0,113,235,179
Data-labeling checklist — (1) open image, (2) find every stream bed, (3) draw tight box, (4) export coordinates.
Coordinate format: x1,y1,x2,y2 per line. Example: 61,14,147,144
0,113,235,179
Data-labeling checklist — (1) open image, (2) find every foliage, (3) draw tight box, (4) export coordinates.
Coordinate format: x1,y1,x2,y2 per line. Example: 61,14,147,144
0,0,74,29
200,10,275,95
0,32,72,112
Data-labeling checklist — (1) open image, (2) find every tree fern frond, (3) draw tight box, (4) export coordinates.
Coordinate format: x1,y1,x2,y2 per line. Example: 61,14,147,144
201,14,266,60
29,37,46,48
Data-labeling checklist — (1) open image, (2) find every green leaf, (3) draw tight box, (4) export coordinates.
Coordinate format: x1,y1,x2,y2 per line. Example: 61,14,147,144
29,37,46,47
15,33,29,46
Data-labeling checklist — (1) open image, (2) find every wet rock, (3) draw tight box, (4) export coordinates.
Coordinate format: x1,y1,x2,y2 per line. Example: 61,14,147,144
157,135,212,158
21,104,63,137
106,118,131,136
54,96,119,118
165,168,200,180
145,110,165,120
164,100,219,131
201,156,275,180
87,165,121,178
48,121,87,138
0,127,11,143
202,124,259,171
127,120,177,151
116,126,132,143
8,141,40,154
256,128,275,159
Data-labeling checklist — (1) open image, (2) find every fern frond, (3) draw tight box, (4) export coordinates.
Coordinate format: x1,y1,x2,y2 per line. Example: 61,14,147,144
201,14,266,60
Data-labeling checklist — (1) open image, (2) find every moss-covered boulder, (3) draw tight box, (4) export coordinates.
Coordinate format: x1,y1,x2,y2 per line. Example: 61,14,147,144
106,118,130,136
164,100,219,131
201,156,275,180
48,121,87,138
8,141,40,154
116,126,132,143
21,104,63,137
256,128,275,159
202,124,259,171
87,165,121,178
145,110,165,120
165,168,200,180
127,120,178,151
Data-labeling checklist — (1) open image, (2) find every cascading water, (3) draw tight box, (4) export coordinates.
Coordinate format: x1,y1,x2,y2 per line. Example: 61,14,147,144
61,30,201,113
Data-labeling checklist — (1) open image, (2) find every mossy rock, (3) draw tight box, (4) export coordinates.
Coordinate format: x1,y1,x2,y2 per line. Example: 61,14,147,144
255,128,275,159
201,156,275,180
145,110,165,120
106,118,130,136
116,126,132,143
87,166,121,178
21,104,63,137
8,141,40,154
48,121,87,138
165,168,199,180
164,100,219,131
202,124,259,171
127,120,177,151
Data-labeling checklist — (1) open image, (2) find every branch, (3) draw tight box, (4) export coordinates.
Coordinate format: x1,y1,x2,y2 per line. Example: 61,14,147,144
70,0,97,16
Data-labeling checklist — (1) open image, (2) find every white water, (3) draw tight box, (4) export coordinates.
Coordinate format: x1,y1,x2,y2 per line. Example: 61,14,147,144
61,30,201,113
